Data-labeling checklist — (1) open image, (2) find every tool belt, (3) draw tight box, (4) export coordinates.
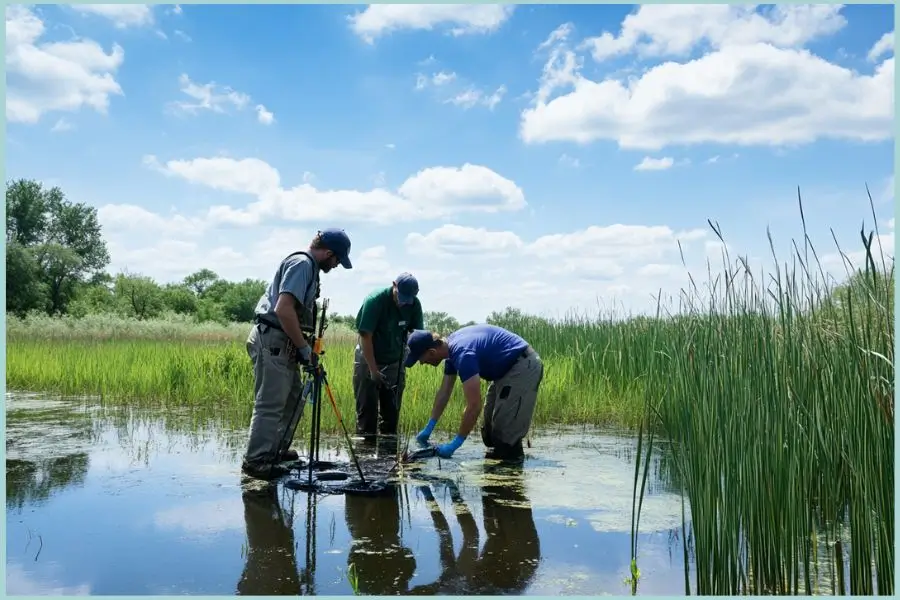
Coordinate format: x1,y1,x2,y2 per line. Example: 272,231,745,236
254,315,296,359
254,314,284,332
254,314,316,365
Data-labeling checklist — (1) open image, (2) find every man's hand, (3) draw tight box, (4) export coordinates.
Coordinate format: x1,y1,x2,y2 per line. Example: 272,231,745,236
295,344,312,364
368,368,387,387
416,418,437,446
436,434,466,458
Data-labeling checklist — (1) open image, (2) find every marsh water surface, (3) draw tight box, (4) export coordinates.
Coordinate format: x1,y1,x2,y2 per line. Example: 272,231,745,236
6,392,691,595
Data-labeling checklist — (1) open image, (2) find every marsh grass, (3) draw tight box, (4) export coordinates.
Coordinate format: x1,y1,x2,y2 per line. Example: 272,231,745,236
5,311,359,343
6,330,647,435
631,191,894,595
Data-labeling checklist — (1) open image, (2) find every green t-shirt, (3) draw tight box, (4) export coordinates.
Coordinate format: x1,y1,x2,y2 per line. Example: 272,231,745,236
355,286,424,365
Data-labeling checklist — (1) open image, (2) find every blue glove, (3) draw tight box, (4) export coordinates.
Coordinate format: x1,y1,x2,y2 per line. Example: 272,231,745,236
436,434,466,458
415,418,437,446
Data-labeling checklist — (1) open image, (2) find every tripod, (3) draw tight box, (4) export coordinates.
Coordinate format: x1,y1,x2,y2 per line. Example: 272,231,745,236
302,350,367,488
274,297,367,491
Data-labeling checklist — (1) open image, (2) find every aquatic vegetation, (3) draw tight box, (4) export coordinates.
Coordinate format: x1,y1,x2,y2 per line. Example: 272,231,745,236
6,324,649,432
631,197,894,595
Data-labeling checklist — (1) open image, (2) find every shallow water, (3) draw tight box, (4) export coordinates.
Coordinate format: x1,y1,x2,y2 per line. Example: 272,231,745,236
6,392,692,595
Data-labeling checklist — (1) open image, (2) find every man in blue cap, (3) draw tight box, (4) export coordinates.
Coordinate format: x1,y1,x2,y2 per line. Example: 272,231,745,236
404,323,544,461
242,228,353,480
353,272,424,441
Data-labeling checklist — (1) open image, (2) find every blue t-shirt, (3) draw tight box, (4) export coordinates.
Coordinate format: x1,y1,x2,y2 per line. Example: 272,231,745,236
443,324,529,383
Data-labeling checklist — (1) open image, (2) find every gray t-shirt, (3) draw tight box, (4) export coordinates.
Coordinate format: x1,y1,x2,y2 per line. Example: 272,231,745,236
254,251,320,328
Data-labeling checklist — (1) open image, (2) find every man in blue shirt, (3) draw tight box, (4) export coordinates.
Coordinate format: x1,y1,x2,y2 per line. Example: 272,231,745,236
404,323,544,460
242,228,353,480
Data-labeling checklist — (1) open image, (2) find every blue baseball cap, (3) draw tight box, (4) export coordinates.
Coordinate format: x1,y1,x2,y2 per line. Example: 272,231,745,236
394,272,419,305
404,329,438,367
319,228,352,269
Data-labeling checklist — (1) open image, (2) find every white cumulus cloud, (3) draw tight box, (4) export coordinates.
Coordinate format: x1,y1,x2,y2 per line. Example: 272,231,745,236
143,156,527,226
634,157,674,171
349,4,514,43
868,30,894,62
255,104,275,125
6,5,125,124
406,224,525,258
415,65,506,111
70,4,155,29
405,222,709,285
168,73,251,115
519,6,893,151
582,4,847,62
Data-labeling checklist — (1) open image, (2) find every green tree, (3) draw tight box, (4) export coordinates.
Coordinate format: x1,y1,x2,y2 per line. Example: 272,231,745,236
423,311,461,335
183,269,219,296
6,179,49,246
5,179,110,314
160,283,198,315
5,242,48,316
114,272,165,320
67,281,116,318
196,297,228,324
219,278,266,322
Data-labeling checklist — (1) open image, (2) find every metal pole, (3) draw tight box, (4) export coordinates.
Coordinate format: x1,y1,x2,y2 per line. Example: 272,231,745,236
306,359,320,487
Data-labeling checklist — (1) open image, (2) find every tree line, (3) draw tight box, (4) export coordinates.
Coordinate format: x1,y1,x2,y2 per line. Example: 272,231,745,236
6,178,482,331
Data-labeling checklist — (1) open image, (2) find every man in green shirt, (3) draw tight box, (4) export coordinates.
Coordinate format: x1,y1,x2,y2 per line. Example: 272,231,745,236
353,273,424,439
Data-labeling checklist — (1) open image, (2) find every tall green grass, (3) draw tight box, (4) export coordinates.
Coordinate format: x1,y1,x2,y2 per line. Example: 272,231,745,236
631,194,894,595
6,318,648,433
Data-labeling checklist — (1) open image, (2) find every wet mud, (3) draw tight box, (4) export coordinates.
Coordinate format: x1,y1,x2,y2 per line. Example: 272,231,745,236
6,392,691,595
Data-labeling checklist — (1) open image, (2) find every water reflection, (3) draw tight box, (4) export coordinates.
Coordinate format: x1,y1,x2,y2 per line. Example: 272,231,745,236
236,486,300,595
6,396,96,511
337,456,542,595
344,484,417,594
6,455,90,512
408,461,541,595
6,392,691,596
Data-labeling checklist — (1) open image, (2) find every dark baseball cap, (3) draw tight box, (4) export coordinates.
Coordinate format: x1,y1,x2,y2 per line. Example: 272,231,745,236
404,329,438,367
319,228,352,269
394,272,419,305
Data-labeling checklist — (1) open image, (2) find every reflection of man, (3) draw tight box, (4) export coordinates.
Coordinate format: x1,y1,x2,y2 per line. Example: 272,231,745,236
343,483,416,594
237,486,300,595
408,460,540,594
472,460,541,592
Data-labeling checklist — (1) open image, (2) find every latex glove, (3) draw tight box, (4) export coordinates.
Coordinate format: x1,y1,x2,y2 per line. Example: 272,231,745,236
436,434,466,459
416,418,437,446
296,345,312,363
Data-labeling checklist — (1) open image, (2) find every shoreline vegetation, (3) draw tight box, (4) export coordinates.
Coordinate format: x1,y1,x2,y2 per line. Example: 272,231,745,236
5,176,893,595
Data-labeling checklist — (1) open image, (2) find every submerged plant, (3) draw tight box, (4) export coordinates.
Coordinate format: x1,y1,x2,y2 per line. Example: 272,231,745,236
626,389,657,595
346,562,360,595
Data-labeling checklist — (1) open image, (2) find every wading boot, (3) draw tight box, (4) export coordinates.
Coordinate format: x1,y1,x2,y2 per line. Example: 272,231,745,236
241,459,290,481
486,439,525,462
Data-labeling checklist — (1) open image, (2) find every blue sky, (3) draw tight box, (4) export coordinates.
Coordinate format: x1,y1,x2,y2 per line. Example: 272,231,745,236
6,3,895,323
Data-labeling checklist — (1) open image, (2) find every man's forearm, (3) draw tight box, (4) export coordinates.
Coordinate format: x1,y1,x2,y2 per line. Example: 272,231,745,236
430,390,451,422
359,334,378,372
275,307,308,350
458,399,482,437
